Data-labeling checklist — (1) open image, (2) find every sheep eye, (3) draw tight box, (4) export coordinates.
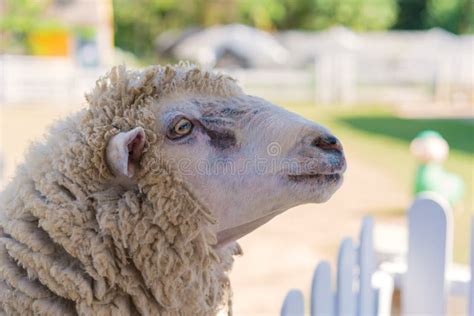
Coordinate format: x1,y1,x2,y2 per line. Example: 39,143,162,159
173,118,193,137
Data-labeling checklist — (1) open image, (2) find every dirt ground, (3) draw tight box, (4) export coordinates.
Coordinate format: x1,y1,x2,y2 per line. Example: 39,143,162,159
0,104,412,315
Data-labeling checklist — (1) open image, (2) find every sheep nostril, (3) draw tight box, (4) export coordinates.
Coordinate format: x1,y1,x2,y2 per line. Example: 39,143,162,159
311,135,342,152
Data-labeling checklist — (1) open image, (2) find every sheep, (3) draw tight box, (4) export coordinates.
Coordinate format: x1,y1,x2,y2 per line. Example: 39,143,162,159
0,64,346,315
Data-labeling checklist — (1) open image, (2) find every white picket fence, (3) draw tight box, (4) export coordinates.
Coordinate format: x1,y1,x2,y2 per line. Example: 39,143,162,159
281,193,473,316
2,53,472,108
0,55,105,107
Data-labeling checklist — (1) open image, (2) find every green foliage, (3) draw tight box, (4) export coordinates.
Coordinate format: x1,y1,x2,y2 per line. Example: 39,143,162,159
238,0,286,29
0,0,49,33
393,0,428,30
72,26,96,41
312,0,398,31
0,0,66,53
425,0,473,33
236,0,398,31
393,0,473,33
112,0,240,60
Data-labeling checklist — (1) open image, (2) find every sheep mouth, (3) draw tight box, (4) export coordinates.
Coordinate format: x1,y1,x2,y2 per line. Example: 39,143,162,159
287,173,342,183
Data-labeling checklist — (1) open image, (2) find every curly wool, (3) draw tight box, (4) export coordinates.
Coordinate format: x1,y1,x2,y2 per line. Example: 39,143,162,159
0,65,243,315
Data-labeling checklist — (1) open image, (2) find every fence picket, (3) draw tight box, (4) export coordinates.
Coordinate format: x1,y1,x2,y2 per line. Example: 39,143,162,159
279,195,472,316
311,262,334,316
336,238,355,316
358,217,375,316
402,193,453,315
469,217,474,316
281,289,305,316
372,271,394,316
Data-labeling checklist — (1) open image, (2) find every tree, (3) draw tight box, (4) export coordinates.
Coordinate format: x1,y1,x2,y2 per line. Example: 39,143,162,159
112,0,239,60
393,0,428,30
110,0,474,61
392,0,473,34
310,0,398,31
425,0,473,34
238,0,398,31
0,0,60,53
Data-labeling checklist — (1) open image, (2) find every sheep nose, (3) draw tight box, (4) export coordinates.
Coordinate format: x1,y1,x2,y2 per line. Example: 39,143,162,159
311,134,343,153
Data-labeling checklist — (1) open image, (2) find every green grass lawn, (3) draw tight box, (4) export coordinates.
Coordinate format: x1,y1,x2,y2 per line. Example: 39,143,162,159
281,102,473,263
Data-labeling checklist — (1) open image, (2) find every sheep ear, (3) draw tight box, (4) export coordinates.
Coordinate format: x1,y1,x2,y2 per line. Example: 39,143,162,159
106,127,146,178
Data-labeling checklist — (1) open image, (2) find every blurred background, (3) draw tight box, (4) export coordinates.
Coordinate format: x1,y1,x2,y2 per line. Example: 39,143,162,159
0,0,473,314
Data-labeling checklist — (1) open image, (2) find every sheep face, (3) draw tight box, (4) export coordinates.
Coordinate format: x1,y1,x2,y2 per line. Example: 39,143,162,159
106,93,346,247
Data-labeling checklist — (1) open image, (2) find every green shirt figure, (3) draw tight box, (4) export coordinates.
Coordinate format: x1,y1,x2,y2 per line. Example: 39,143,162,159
410,130,464,205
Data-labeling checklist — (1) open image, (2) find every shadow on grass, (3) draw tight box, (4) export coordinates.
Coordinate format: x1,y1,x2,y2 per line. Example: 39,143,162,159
338,115,474,155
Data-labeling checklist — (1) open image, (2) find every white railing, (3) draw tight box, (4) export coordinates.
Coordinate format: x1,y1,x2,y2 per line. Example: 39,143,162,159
0,55,105,107
1,54,472,107
281,193,472,316
222,68,315,103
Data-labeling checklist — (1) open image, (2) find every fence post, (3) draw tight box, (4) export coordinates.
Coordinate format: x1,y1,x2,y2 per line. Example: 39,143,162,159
358,216,375,316
0,150,4,190
469,217,474,316
402,193,453,316
314,55,333,105
281,289,305,316
337,238,355,316
311,261,334,316
372,271,394,316
338,52,356,105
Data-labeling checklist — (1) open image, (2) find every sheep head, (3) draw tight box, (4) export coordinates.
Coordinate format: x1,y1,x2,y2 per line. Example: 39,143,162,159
103,66,346,249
